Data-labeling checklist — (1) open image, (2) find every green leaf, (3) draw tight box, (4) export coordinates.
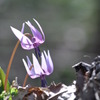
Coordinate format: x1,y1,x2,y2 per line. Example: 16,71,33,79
10,87,18,96
8,95,12,100
0,67,10,93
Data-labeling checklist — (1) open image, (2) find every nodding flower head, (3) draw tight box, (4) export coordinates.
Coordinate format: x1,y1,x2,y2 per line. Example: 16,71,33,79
22,50,54,87
10,18,45,50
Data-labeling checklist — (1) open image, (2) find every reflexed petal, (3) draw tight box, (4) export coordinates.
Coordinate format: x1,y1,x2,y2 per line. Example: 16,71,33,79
26,20,44,43
22,59,34,76
23,57,39,79
44,50,54,74
11,26,33,45
11,26,24,41
47,50,54,73
25,56,36,76
33,18,45,41
43,50,48,58
21,23,25,33
20,35,33,46
41,53,49,75
26,56,32,69
32,53,44,75
25,21,41,39
21,37,35,50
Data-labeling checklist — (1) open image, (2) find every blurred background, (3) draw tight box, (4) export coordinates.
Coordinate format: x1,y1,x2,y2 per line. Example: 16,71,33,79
0,0,99,86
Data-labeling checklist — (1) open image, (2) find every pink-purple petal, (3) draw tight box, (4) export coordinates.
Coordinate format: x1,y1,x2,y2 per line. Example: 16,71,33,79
26,21,42,40
30,74,40,79
45,50,54,74
21,23,25,33
26,56,32,68
22,59,34,76
11,26,33,46
21,37,35,50
48,50,54,73
32,53,44,75
23,57,41,79
11,26,24,41
41,53,50,75
33,18,45,41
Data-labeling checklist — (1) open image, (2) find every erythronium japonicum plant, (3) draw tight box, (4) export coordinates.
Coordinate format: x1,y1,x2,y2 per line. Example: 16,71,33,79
22,50,54,87
4,18,45,91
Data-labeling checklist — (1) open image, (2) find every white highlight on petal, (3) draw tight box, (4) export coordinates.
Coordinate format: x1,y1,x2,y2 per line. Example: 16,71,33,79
11,26,33,45
32,53,44,75
22,58,33,76
41,53,49,75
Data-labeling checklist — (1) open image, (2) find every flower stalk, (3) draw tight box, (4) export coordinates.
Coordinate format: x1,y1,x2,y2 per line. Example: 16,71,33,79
4,40,20,91
4,33,31,91
40,75,47,87
23,65,33,87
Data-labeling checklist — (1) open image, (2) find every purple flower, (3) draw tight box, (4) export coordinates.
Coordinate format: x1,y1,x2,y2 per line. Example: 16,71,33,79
22,50,54,87
10,18,45,50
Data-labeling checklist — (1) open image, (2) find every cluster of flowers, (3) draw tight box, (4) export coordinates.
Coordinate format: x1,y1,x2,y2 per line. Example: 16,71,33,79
11,18,54,87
